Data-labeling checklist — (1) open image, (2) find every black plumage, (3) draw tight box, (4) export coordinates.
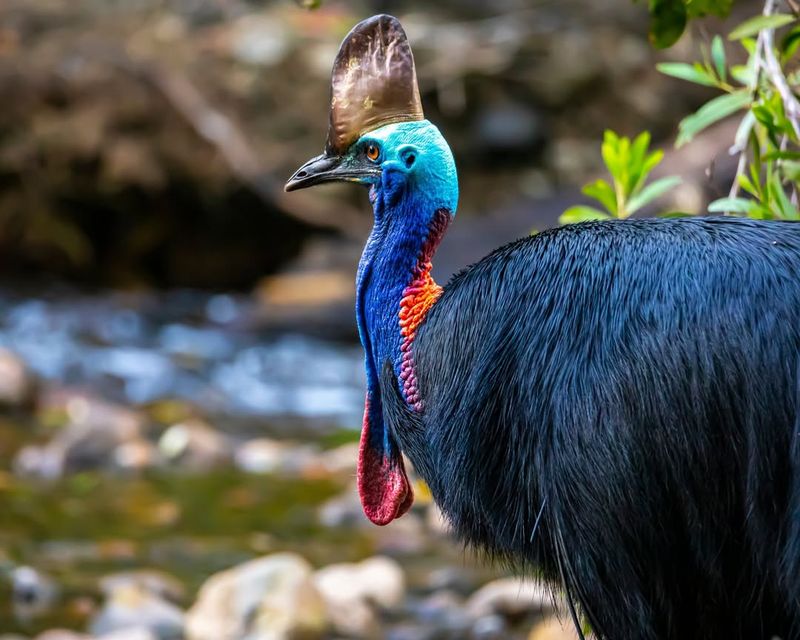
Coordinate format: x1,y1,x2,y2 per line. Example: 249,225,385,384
383,217,800,639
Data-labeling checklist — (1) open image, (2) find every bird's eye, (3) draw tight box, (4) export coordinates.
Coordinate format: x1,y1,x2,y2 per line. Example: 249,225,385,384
366,144,381,162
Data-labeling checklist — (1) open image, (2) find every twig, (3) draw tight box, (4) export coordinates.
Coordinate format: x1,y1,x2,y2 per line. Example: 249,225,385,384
761,4,800,139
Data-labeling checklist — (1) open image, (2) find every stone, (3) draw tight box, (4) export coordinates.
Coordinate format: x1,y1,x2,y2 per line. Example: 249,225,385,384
313,556,405,638
234,438,318,476
13,396,144,478
318,484,366,528
157,419,231,471
185,552,327,640
12,566,58,619
33,632,91,640
465,578,554,619
471,614,508,639
99,570,186,604
97,629,158,640
0,348,35,407
528,616,582,640
110,439,161,473
316,442,359,476
89,584,184,640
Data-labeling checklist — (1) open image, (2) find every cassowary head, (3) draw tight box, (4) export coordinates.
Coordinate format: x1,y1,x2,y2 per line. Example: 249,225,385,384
285,14,458,215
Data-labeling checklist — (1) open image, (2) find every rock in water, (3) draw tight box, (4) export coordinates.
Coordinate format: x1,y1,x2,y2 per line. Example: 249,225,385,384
312,556,405,638
185,552,327,640
0,348,35,407
465,578,554,619
89,584,184,640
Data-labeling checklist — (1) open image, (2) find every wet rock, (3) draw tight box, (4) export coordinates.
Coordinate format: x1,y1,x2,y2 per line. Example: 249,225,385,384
471,614,508,639
234,438,318,476
426,567,477,596
374,512,430,555
14,396,144,478
34,632,91,640
0,348,35,407
313,556,405,638
465,578,553,620
528,616,581,640
316,442,359,476
110,439,161,473
89,584,184,640
185,552,327,640
318,484,366,528
96,629,158,640
12,566,58,620
157,419,232,471
99,570,186,604
410,590,471,636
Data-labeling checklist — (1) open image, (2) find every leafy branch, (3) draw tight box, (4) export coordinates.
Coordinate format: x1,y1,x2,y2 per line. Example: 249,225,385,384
560,131,682,224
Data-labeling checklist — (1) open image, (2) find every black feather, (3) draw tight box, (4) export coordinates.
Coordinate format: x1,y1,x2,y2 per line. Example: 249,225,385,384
386,217,800,639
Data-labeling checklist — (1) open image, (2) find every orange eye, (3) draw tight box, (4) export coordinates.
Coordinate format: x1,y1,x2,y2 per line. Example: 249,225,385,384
366,144,380,161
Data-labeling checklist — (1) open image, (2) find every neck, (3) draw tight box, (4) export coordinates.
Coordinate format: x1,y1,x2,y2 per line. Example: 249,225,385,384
357,191,451,410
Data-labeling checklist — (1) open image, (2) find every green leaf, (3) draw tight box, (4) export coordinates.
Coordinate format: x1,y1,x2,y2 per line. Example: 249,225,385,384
627,176,682,214
711,36,727,82
782,160,800,182
770,173,800,219
657,62,719,87
707,196,761,215
559,206,611,225
781,25,800,62
764,150,800,161
687,0,732,18
729,14,797,41
676,91,751,147
648,0,688,48
738,173,760,198
582,179,618,215
601,130,624,180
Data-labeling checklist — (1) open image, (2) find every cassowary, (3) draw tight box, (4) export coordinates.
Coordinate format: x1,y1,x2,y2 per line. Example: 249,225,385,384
286,14,800,640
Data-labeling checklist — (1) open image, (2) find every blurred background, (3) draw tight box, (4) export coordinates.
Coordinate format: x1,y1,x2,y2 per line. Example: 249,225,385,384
0,1,757,639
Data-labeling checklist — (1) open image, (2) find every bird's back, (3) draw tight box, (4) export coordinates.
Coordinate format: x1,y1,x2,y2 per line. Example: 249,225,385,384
404,217,800,639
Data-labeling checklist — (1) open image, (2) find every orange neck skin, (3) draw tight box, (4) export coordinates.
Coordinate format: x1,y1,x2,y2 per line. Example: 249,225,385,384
398,210,450,411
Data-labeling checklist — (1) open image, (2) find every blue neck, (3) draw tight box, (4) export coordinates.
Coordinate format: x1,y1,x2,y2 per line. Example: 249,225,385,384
357,188,435,393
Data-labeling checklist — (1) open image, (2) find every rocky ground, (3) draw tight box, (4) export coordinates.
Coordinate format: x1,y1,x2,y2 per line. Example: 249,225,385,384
0,286,581,640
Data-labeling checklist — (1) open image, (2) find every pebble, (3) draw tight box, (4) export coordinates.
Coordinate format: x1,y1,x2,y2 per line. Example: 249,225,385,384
33,632,91,640
89,584,184,640
97,629,158,640
0,348,35,407
233,438,318,475
185,552,326,640
313,556,405,638
99,569,186,604
528,616,582,640
471,613,508,639
14,397,144,478
157,419,232,471
12,566,58,619
465,578,554,619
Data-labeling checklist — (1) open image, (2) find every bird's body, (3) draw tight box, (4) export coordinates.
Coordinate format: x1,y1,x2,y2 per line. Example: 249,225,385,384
392,217,800,639
286,15,800,639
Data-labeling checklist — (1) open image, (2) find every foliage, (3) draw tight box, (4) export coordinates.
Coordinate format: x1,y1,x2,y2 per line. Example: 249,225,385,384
559,131,682,224
563,1,800,225
641,0,733,48
658,6,800,219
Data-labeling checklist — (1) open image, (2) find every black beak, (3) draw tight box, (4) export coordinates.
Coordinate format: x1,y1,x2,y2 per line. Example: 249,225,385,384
284,153,379,192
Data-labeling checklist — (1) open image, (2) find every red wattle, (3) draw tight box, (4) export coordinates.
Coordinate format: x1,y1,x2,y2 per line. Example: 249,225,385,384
357,402,413,525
